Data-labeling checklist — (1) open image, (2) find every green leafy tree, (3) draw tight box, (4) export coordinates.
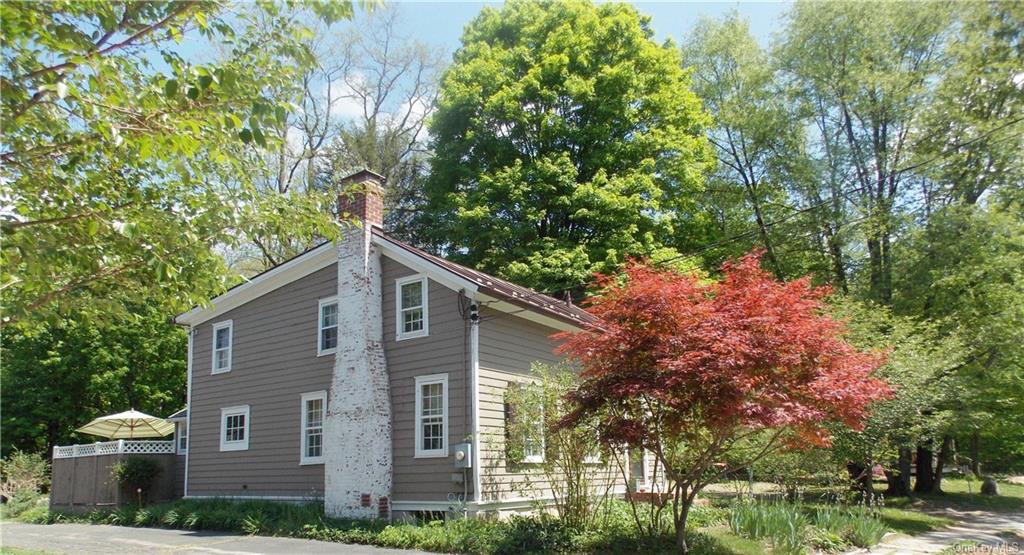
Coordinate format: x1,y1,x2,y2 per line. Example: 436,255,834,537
893,204,1024,482
0,1,360,327
777,1,954,305
681,13,809,281
418,0,713,291
1,302,187,457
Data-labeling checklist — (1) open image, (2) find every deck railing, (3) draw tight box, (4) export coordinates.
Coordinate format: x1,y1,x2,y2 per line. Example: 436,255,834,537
52,440,175,459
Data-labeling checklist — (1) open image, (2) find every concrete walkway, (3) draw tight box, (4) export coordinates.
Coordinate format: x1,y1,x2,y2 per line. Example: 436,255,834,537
0,523,428,555
869,509,1024,554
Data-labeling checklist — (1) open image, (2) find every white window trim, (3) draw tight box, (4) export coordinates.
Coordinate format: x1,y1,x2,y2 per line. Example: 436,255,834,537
396,275,429,341
300,391,327,465
583,429,601,464
317,297,339,356
523,404,545,464
414,373,448,458
176,422,188,455
211,320,233,374
219,405,250,452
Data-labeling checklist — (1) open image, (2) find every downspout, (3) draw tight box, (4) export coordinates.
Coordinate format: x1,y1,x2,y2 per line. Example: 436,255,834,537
469,299,482,509
184,326,194,498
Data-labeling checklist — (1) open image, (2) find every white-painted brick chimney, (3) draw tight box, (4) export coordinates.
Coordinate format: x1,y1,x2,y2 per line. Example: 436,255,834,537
324,170,392,519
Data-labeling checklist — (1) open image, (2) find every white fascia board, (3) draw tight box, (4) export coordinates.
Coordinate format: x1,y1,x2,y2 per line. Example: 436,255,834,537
372,235,479,295
175,243,336,327
475,293,585,333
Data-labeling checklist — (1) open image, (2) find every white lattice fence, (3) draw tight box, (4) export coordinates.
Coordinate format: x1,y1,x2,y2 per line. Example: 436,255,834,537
53,440,175,459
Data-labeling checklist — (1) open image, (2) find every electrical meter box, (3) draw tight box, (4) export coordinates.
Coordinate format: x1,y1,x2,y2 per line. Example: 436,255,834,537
453,442,472,469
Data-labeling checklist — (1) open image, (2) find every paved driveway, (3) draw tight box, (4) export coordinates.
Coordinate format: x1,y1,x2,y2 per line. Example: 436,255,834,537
1,523,428,555
869,509,1024,554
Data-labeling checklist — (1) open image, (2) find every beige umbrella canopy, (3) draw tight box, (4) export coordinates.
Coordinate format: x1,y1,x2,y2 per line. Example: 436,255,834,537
75,409,174,439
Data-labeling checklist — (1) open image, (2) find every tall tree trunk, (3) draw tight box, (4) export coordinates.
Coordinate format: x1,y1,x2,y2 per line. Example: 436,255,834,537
970,430,981,477
827,233,848,294
749,197,784,280
914,443,935,493
932,435,954,494
885,447,913,497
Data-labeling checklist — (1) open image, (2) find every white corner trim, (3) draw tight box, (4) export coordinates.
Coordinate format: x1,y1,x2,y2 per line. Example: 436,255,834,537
219,405,250,452
175,242,336,327
372,235,479,294
470,295,482,504
317,296,339,356
211,320,233,374
414,373,448,458
395,274,429,341
184,327,194,497
299,390,327,465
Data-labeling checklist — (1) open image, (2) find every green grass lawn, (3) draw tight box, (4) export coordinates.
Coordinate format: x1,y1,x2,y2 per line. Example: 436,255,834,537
884,478,1024,512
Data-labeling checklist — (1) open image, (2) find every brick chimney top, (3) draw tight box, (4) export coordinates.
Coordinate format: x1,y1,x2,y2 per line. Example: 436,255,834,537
338,169,385,228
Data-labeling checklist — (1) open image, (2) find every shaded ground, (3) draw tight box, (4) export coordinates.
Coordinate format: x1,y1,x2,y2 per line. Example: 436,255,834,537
0,523,428,555
866,509,1024,555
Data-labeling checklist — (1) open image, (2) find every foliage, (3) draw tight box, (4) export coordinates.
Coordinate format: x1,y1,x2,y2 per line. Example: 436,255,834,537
748,447,840,501
419,0,713,292
111,457,162,493
0,0,360,327
557,252,890,552
1,302,185,457
728,502,808,554
503,362,616,530
0,450,50,499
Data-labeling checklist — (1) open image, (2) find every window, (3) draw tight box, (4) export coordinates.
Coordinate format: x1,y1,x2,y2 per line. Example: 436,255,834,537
176,422,188,455
318,298,339,355
212,320,233,374
414,374,447,458
522,406,545,464
300,391,327,464
396,275,428,340
220,405,250,451
583,429,601,464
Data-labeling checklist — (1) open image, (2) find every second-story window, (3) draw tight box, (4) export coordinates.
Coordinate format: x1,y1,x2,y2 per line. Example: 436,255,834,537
212,320,233,374
318,298,338,355
396,275,428,340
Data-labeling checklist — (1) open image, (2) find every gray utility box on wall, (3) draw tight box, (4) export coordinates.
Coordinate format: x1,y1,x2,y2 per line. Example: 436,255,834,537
453,442,472,469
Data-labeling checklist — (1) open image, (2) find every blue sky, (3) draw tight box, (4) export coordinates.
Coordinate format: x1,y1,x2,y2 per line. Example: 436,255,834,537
364,1,790,55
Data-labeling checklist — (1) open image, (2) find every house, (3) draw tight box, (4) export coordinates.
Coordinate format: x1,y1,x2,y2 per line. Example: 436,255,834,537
171,170,631,519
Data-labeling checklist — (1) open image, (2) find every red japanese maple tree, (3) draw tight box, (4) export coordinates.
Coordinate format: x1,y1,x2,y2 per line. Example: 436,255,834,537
556,252,890,553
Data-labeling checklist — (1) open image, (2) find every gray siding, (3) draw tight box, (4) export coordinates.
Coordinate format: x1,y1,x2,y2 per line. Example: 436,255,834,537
382,256,472,502
477,309,621,502
187,265,336,498
478,310,561,501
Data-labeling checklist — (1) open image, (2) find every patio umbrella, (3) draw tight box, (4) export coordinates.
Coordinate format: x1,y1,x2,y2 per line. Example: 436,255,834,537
75,409,174,439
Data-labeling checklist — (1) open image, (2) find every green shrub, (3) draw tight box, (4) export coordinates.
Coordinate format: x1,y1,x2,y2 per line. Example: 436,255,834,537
0,450,50,500
111,458,162,495
808,527,848,552
134,508,156,526
845,515,887,547
729,502,809,554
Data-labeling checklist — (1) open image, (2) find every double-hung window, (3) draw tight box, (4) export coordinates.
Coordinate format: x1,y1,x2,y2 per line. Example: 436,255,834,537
300,391,326,464
522,406,545,464
220,405,250,451
212,320,233,374
318,298,339,355
414,374,447,458
396,275,428,340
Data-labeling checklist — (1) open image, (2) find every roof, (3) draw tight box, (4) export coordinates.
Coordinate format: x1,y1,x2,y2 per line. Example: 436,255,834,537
371,228,599,328
166,408,187,421
176,227,599,330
